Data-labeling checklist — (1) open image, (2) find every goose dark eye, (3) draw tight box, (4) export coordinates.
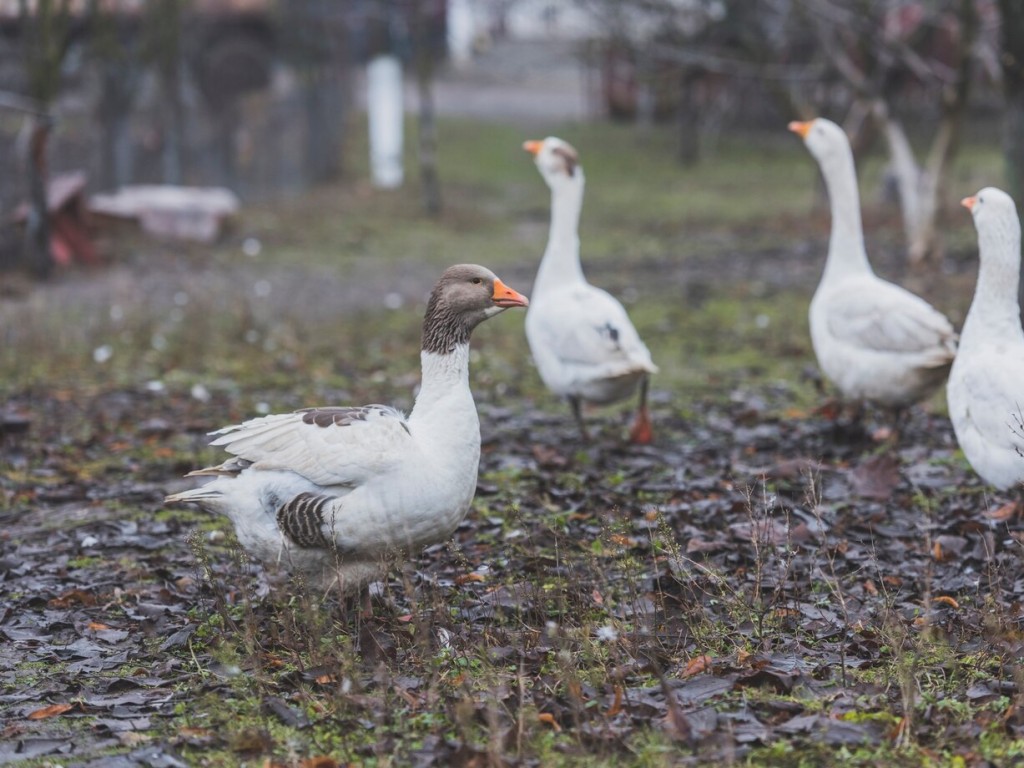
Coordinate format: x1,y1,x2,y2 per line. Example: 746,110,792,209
472,278,482,285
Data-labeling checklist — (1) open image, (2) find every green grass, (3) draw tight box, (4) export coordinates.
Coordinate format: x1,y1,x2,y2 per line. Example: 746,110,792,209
0,114,989,402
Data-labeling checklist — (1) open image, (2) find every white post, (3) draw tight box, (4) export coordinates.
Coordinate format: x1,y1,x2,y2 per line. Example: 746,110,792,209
366,54,404,189
447,0,475,68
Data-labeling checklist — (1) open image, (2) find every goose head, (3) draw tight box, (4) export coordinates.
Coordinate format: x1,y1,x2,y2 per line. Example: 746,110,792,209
788,118,850,168
523,137,583,191
422,264,529,354
962,188,1022,278
962,186,1021,243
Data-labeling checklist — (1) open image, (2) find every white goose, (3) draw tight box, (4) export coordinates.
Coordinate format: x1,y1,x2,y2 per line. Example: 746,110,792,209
522,136,658,443
165,265,529,590
947,188,1024,489
788,118,957,417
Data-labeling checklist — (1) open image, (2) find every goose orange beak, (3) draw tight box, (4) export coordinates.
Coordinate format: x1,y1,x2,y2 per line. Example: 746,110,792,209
523,140,543,156
788,120,813,139
492,278,529,308
961,195,977,211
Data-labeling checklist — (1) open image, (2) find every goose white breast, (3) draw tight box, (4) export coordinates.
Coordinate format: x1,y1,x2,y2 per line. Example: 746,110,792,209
788,118,957,413
522,136,658,443
165,264,529,590
947,188,1024,489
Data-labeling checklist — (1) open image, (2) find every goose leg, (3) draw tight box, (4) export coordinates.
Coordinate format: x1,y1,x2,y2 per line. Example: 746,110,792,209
873,406,907,445
569,395,590,442
629,375,653,445
848,400,866,428
831,399,867,440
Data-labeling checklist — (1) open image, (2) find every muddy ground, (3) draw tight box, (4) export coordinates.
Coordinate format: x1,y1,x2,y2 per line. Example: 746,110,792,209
2,218,1023,767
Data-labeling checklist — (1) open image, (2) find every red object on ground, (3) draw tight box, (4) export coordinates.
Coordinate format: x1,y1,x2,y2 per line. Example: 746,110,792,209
12,170,100,267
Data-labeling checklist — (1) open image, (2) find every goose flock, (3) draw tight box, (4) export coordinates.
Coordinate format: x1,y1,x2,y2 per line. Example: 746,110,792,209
167,118,1024,592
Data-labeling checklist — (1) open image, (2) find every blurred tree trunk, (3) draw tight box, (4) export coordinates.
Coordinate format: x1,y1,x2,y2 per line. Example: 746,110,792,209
283,0,349,186
303,67,346,184
300,1,342,184
634,49,655,130
804,0,978,264
413,0,442,217
96,73,134,188
145,0,186,185
92,0,139,189
19,0,72,278
891,0,976,264
213,105,238,190
24,116,53,279
193,28,271,191
676,69,699,166
998,0,1024,206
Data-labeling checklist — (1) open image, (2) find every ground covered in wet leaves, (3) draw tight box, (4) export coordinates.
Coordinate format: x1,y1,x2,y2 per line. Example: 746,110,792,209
3,375,1023,766
1,118,1019,766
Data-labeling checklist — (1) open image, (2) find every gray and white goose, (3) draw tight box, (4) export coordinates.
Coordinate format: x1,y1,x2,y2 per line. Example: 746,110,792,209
947,188,1024,490
522,136,658,443
165,264,529,590
788,118,957,419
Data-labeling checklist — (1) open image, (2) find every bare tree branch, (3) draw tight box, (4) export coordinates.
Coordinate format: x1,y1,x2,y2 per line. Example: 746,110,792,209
645,42,826,81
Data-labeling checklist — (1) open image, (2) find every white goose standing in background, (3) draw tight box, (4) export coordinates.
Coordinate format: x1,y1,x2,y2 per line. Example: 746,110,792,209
947,188,1024,490
522,136,658,443
165,265,529,590
788,118,957,424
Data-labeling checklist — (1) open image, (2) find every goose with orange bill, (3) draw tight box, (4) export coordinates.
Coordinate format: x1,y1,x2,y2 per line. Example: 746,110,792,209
166,265,529,590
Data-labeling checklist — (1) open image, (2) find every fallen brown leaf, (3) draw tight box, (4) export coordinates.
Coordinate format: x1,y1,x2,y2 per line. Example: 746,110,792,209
848,454,901,501
301,759,340,768
48,589,96,608
985,501,1020,522
27,702,74,720
531,444,568,468
538,712,561,731
606,685,623,717
264,759,339,768
682,654,713,678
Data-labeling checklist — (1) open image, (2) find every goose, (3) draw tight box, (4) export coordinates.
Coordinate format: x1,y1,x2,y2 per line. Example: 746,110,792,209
947,188,1024,490
165,264,529,590
522,136,658,443
788,118,957,423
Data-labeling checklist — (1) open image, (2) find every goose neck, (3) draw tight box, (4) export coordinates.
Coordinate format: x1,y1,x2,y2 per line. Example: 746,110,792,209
535,177,586,291
410,345,472,420
820,149,872,281
962,226,1024,344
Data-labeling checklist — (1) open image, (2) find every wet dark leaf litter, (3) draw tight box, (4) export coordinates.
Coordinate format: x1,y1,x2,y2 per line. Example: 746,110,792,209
2,380,1024,765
